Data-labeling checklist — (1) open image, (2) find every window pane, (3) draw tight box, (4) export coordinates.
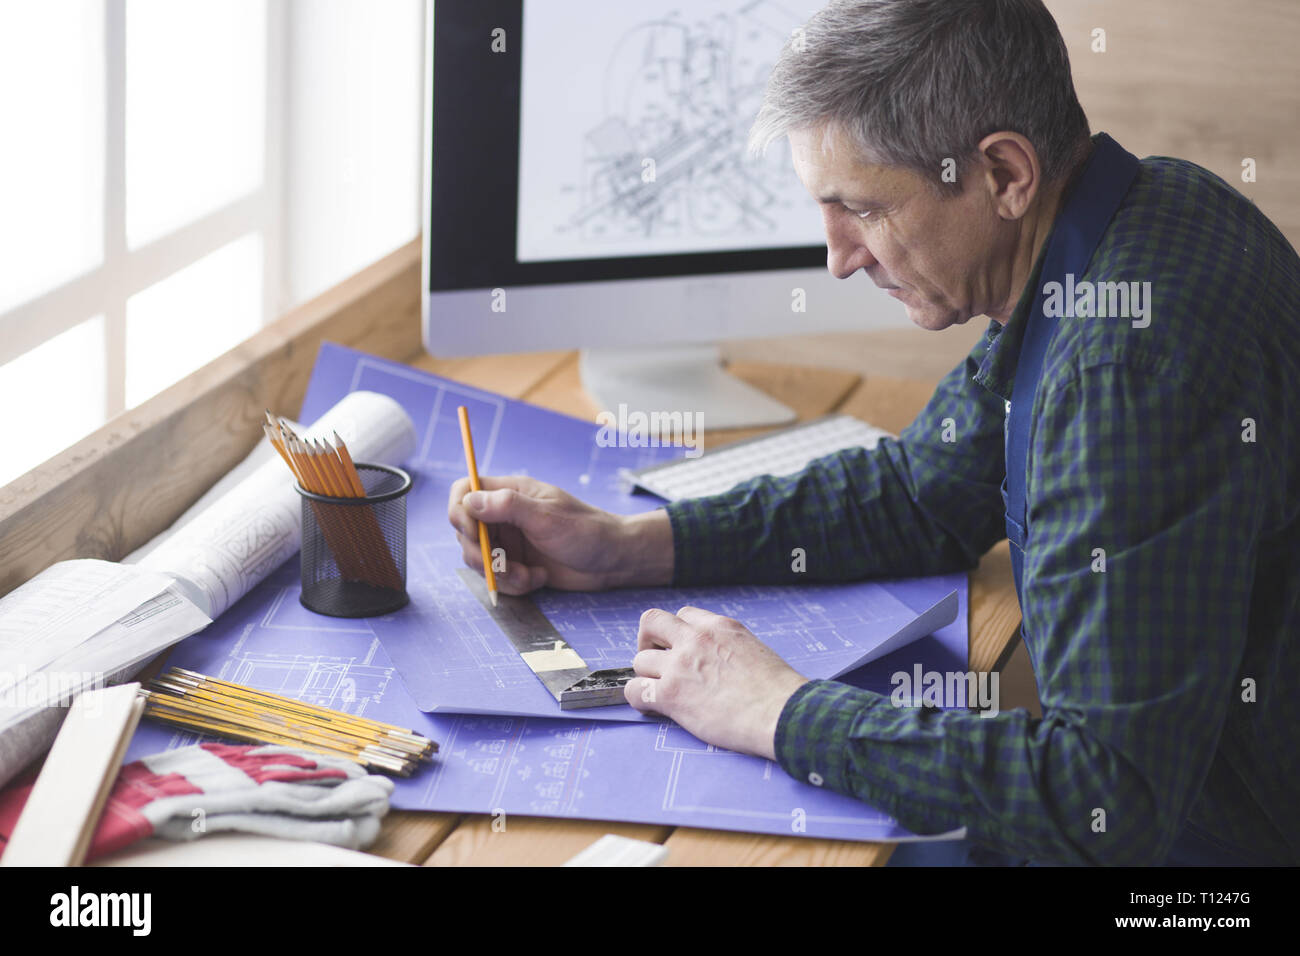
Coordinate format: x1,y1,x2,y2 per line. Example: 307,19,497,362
286,0,423,304
125,233,263,407
0,3,104,313
0,317,107,487
125,0,266,247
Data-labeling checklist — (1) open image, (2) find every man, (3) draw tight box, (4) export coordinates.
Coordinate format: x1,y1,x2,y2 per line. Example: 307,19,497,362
448,0,1298,865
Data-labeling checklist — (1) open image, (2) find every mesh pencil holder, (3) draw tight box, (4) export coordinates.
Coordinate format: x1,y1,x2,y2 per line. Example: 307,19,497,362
296,462,412,617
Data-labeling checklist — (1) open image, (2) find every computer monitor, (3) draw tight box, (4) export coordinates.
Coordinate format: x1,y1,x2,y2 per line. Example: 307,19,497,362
422,0,908,428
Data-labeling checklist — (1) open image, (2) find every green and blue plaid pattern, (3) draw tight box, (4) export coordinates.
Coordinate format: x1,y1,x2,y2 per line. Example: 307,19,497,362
664,146,1300,865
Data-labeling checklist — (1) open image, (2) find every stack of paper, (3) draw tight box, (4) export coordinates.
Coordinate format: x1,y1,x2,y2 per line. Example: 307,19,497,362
0,562,208,734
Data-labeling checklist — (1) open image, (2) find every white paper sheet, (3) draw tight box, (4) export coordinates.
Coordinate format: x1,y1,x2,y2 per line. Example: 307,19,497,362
0,586,210,731
0,560,174,695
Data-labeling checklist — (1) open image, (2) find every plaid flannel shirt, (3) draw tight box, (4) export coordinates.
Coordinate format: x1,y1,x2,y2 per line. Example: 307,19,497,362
664,138,1300,865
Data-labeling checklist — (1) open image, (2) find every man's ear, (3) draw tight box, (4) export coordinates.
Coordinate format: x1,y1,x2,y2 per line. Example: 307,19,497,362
977,131,1042,221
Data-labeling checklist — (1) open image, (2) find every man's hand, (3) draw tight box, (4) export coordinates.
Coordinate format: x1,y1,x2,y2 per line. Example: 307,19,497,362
625,606,808,761
447,474,673,594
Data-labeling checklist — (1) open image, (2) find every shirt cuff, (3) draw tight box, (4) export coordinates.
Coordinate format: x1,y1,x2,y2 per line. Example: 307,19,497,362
774,679,885,793
663,496,737,586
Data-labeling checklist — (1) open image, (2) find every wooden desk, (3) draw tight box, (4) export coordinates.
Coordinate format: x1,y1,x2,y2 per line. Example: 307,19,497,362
0,240,1021,866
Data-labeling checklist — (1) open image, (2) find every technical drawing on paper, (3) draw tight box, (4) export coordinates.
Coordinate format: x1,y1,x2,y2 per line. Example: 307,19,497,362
346,356,508,479
653,722,895,827
136,639,399,750
412,713,905,835
137,582,401,753
425,716,601,817
390,535,922,718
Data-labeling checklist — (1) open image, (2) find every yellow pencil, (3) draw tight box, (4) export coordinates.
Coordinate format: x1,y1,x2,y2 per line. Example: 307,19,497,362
331,432,368,497
168,668,429,743
262,414,405,594
456,405,498,607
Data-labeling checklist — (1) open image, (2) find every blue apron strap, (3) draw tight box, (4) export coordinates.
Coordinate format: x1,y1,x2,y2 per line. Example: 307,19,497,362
1004,134,1141,619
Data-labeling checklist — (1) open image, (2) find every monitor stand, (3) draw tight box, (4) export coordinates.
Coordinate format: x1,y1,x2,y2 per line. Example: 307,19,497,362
579,344,797,432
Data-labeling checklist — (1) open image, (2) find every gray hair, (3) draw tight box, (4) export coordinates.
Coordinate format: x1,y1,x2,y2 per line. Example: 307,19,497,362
751,0,1092,195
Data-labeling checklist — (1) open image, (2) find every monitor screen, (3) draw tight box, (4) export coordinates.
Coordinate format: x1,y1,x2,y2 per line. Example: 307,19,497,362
427,0,828,293
423,0,905,359
515,1,828,264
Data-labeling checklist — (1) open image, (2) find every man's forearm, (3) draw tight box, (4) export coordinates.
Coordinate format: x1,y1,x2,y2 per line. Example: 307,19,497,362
609,508,675,588
659,440,1003,587
652,353,1013,589
775,680,1183,865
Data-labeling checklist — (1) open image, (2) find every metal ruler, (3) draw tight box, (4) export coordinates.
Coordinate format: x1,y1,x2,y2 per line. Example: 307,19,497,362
457,568,634,709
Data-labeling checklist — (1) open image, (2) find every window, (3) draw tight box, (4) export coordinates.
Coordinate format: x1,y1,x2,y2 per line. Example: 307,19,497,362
0,0,423,488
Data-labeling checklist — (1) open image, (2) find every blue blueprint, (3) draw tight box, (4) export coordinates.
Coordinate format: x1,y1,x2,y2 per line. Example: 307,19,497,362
294,344,955,719
124,343,972,842
127,559,969,842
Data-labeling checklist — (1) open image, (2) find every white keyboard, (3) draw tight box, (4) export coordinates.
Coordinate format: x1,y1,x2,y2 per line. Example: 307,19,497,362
625,414,894,502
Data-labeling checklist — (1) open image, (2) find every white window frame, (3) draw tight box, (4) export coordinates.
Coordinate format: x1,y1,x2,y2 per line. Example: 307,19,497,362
0,0,287,417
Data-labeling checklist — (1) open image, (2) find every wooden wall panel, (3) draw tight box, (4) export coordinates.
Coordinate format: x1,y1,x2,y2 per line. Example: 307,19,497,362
1049,0,1300,243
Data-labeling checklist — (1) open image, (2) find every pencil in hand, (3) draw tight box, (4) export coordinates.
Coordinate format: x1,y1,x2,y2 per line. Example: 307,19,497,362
456,405,498,607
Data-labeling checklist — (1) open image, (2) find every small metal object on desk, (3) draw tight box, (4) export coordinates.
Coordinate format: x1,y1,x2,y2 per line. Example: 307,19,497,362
457,568,635,709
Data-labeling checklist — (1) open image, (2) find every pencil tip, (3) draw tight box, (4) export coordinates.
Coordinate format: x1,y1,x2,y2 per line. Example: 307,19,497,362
489,590,498,608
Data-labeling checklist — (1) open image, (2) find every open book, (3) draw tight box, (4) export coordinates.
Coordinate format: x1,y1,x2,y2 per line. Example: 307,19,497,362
0,391,417,788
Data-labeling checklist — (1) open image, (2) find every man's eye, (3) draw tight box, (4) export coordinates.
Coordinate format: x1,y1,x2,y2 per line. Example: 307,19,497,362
845,205,873,220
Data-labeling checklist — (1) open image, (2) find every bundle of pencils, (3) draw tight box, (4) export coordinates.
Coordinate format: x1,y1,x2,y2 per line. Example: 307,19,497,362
263,412,402,591
140,667,437,776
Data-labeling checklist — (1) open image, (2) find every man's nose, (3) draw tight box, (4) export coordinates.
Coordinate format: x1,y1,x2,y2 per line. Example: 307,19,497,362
824,217,876,280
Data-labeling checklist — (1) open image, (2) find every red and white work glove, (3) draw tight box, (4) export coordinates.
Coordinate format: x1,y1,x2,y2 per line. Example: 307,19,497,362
0,743,394,862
